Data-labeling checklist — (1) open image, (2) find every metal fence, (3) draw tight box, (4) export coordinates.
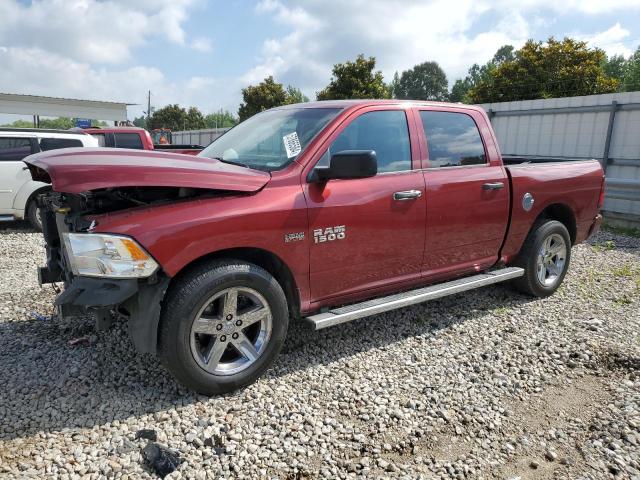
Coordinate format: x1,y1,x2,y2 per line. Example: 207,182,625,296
480,92,640,228
172,127,231,147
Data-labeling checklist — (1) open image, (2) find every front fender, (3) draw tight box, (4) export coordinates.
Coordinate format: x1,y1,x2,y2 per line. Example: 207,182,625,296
91,186,311,306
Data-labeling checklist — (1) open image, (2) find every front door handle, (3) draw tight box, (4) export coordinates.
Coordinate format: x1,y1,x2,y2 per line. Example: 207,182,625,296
393,190,422,201
482,182,504,190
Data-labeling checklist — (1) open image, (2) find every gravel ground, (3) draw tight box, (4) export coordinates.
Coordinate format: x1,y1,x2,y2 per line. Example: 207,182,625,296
0,221,638,479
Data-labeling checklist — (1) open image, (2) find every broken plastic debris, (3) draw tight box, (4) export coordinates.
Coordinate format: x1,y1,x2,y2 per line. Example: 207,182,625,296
141,442,181,478
68,335,90,346
31,311,50,321
135,429,158,441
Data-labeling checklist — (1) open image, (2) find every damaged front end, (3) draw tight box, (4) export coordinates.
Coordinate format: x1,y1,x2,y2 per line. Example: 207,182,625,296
28,148,272,354
37,188,201,354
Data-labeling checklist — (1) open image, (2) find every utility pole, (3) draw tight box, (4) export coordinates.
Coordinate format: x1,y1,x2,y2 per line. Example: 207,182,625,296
146,90,151,127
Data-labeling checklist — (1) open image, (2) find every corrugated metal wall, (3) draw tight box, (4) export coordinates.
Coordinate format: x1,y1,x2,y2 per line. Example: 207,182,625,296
480,92,640,227
172,128,231,147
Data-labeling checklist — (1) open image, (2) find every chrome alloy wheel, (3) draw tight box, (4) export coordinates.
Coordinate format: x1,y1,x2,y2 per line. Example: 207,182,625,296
536,233,567,287
190,287,273,376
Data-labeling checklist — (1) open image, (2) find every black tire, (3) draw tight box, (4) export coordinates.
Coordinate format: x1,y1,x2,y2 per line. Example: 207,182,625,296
26,199,43,232
158,260,289,395
511,220,571,298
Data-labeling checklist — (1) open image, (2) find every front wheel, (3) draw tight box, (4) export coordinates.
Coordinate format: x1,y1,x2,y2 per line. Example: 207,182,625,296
26,199,43,232
511,220,571,297
158,260,289,395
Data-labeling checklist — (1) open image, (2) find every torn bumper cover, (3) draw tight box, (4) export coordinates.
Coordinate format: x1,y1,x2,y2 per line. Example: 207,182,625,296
46,273,169,355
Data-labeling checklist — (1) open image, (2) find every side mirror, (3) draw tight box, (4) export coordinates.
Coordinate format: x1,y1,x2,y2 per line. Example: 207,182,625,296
309,150,377,183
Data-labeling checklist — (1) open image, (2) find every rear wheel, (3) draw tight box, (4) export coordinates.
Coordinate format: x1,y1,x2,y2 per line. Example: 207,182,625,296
511,220,571,297
158,260,288,395
26,199,43,232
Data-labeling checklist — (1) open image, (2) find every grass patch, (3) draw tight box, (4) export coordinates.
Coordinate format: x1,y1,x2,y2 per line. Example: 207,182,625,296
612,264,636,277
493,306,509,316
593,240,616,252
602,223,640,239
613,294,634,306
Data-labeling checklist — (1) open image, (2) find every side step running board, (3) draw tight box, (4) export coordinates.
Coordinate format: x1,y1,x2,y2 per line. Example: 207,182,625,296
304,267,524,330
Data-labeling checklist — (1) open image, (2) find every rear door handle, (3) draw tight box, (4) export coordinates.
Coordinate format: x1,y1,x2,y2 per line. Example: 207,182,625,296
482,182,504,190
393,190,422,201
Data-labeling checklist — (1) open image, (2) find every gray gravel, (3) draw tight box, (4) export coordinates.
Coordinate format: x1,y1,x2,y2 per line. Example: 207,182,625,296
0,221,638,479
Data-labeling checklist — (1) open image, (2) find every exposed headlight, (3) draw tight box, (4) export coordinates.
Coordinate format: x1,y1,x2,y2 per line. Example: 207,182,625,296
62,233,158,278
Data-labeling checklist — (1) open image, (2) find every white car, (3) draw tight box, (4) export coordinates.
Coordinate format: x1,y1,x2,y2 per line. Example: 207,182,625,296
0,128,98,230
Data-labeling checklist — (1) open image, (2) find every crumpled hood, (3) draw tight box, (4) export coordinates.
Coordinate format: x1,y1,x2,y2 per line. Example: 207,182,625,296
24,147,271,194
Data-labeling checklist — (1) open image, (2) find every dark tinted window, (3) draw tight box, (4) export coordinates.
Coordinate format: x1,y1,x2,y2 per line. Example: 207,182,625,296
39,137,83,151
329,110,411,173
0,137,32,161
420,111,486,167
114,133,143,149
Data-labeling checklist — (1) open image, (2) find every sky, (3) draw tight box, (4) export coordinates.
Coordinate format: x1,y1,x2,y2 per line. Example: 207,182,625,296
1,0,639,122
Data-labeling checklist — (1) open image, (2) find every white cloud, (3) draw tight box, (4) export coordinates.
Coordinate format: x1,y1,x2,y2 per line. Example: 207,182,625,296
0,0,223,120
0,0,639,122
0,0,211,64
191,37,213,53
246,0,640,99
0,46,241,120
576,23,634,57
247,0,529,95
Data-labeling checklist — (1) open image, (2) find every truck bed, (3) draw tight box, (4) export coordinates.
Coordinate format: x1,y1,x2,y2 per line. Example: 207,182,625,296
501,157,604,263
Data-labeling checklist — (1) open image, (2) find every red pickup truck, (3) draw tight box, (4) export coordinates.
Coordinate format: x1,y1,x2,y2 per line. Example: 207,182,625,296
27,100,604,395
82,126,203,155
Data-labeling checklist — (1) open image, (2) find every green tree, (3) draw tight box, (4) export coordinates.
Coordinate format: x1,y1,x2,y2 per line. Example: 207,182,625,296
238,76,288,121
449,45,515,103
204,110,238,128
602,54,627,89
0,119,34,128
388,71,400,98
449,78,472,103
149,104,206,131
284,85,309,104
1,117,107,128
469,37,619,103
36,117,75,129
622,47,640,92
132,115,147,129
316,54,390,100
393,61,448,100
185,106,206,130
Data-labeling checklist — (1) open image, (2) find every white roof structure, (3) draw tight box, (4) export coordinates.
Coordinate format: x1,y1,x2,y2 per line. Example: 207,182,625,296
0,93,132,121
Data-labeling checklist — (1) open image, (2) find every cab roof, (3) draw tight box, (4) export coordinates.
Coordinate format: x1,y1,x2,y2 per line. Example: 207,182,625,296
275,99,485,114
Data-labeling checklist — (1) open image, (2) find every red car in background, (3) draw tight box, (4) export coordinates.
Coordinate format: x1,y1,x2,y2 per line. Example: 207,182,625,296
82,126,204,155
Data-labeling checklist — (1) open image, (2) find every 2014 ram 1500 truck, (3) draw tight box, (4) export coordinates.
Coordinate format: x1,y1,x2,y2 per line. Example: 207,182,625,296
26,100,605,395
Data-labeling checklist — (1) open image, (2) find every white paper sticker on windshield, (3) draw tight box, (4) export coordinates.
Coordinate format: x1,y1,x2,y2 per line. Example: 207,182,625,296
283,131,302,158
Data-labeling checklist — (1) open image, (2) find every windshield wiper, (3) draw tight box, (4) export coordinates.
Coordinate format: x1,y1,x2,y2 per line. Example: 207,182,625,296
210,157,251,169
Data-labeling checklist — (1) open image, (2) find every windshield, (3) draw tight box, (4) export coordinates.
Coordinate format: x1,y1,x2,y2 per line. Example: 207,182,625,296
198,107,341,171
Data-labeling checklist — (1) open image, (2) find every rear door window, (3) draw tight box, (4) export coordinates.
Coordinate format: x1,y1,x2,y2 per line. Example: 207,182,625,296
419,111,486,168
39,137,83,151
0,137,32,161
114,133,144,149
